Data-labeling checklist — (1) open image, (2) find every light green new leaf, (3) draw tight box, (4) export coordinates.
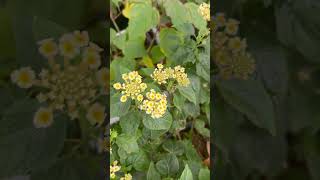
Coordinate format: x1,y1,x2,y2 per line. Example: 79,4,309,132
143,111,172,131
163,0,190,28
147,162,161,180
198,168,210,180
127,3,159,40
179,164,193,180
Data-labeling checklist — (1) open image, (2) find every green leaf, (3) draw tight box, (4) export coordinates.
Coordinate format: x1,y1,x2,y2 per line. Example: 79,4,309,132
0,7,15,59
182,140,202,162
127,150,150,171
216,79,276,135
110,93,131,118
0,99,66,177
150,45,165,63
184,3,207,31
127,2,159,40
156,154,179,177
196,52,210,82
116,133,139,154
123,37,147,58
30,157,99,180
163,0,190,28
110,28,126,51
178,85,197,105
162,140,184,156
159,28,183,58
194,119,210,138
143,111,173,131
173,92,186,112
179,164,193,180
120,111,141,135
198,168,210,180
32,16,67,40
147,162,161,180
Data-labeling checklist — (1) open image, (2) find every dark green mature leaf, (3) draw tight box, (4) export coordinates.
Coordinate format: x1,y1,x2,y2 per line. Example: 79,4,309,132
127,150,150,171
216,79,276,135
178,85,197,105
229,124,287,177
143,111,172,131
147,162,161,180
182,140,202,162
173,92,186,112
120,111,141,135
0,99,66,178
159,28,183,59
194,119,210,138
30,157,100,180
156,154,179,177
32,16,67,40
116,133,140,154
162,140,184,156
275,1,320,63
0,6,15,59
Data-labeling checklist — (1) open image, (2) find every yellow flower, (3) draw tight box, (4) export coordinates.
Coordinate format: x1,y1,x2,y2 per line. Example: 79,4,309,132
199,3,210,21
96,67,109,87
113,83,122,90
33,107,53,128
216,13,226,27
11,67,35,88
120,95,128,102
140,83,147,90
83,51,101,69
73,30,89,47
114,71,147,101
140,89,167,119
38,38,58,58
120,174,132,180
137,94,144,101
225,19,240,35
85,42,104,54
157,63,164,69
228,37,247,53
86,103,106,126
59,34,79,59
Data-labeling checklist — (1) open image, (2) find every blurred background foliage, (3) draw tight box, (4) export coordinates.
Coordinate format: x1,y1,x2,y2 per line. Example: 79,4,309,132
0,0,107,179
213,0,320,179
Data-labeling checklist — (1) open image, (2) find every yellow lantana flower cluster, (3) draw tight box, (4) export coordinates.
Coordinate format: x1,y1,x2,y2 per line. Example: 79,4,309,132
139,89,167,119
113,71,147,102
198,3,210,21
110,160,121,179
151,64,190,87
11,31,107,128
212,13,255,79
